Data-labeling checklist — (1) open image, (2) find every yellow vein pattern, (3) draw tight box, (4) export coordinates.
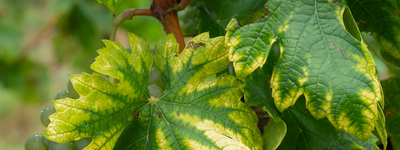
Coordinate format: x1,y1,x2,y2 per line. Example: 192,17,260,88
225,0,384,142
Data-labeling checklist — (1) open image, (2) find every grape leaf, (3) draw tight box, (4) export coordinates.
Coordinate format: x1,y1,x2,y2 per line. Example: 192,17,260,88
43,33,152,150
381,78,400,150
241,50,281,122
262,119,286,150
277,97,379,150
95,0,123,15
197,0,268,38
225,0,384,142
347,0,400,67
113,33,262,149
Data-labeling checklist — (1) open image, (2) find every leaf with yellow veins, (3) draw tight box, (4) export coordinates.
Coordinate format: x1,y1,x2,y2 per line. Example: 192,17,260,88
225,0,384,142
46,32,262,150
43,33,152,150
277,97,379,150
114,33,262,149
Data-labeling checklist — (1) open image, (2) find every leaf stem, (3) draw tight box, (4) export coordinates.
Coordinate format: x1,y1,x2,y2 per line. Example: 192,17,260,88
110,9,155,41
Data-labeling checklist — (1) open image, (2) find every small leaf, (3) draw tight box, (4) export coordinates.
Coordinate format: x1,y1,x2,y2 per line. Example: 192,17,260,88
43,33,152,150
263,119,286,150
225,0,384,142
347,0,400,67
277,97,379,150
197,0,268,38
114,33,263,149
95,0,124,15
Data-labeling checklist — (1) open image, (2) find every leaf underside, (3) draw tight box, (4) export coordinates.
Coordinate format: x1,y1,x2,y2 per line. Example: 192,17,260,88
44,33,263,150
347,0,400,67
225,0,384,142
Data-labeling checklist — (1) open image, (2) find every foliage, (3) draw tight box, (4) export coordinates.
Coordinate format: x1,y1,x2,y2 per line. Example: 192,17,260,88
225,0,384,143
44,33,262,149
381,78,400,149
277,97,379,150
347,0,400,67
7,0,400,149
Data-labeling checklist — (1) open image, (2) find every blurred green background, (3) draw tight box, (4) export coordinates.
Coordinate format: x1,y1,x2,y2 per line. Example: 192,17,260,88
0,0,391,149
0,0,165,149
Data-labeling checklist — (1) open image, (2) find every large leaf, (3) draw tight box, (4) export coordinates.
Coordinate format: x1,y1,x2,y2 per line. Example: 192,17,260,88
277,97,379,150
43,33,152,150
44,33,262,149
381,78,400,150
225,0,384,142
95,0,123,15
347,0,400,67
113,33,263,149
197,0,268,38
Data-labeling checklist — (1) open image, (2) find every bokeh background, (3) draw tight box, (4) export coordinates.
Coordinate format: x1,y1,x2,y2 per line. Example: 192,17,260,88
0,0,165,149
0,0,390,149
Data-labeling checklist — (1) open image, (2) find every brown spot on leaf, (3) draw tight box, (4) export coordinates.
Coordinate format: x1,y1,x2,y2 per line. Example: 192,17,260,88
238,8,269,27
157,110,162,119
133,111,140,119
356,20,367,26
181,124,184,127
331,42,349,61
84,110,88,114
176,111,179,117
327,0,342,7
186,42,206,50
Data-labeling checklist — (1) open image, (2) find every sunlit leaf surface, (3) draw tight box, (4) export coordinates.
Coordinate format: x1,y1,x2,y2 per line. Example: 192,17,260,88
44,33,262,150
225,0,384,142
277,97,379,150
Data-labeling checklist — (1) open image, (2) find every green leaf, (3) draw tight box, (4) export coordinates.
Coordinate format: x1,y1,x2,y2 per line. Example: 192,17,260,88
381,78,400,150
95,0,123,15
225,0,384,142
277,97,379,150
43,33,152,150
347,0,400,67
381,50,400,67
262,119,286,150
241,49,281,122
197,0,268,38
113,33,263,149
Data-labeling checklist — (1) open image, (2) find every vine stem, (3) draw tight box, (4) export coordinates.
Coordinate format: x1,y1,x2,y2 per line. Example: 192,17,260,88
110,9,155,41
167,0,192,12
109,0,190,53
152,0,186,53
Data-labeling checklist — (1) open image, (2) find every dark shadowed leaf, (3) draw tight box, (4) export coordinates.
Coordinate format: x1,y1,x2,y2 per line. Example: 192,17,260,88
347,0,400,67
